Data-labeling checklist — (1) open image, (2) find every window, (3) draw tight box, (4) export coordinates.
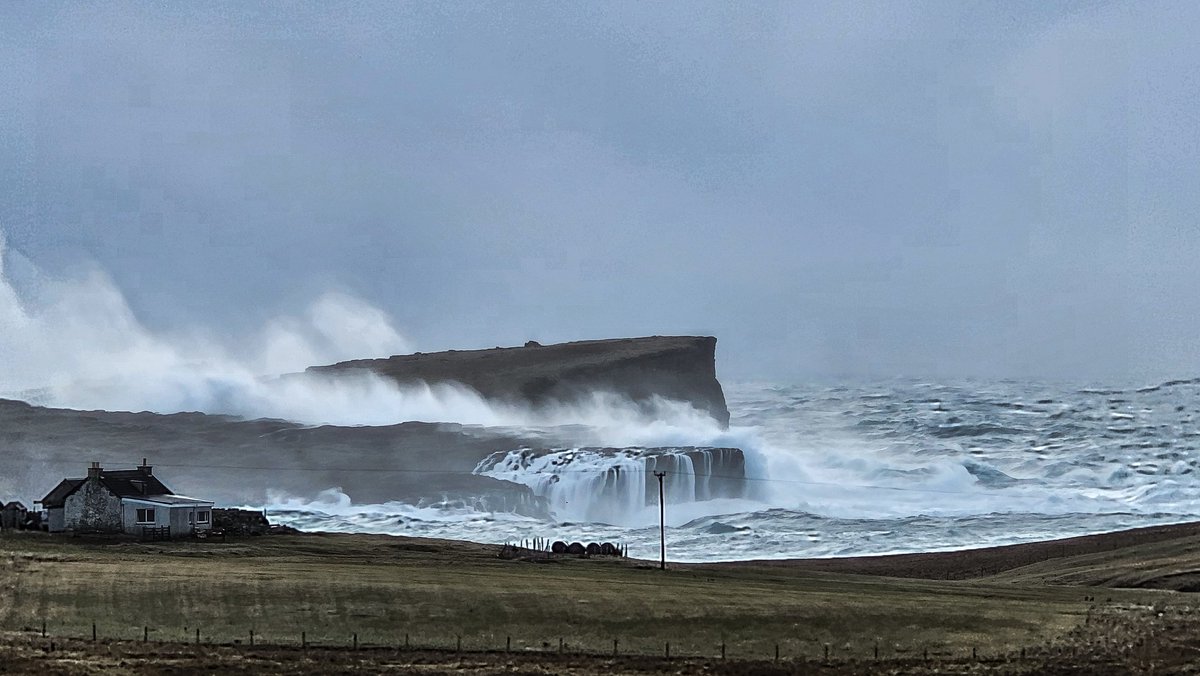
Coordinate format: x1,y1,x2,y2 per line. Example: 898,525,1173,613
197,511,210,524
135,508,156,524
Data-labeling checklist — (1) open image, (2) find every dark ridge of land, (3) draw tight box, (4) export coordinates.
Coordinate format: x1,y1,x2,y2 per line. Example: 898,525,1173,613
306,335,731,427
711,520,1200,590
0,335,731,508
0,398,546,508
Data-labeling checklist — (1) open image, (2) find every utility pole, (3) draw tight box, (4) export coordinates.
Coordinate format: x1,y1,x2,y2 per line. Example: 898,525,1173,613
654,470,666,570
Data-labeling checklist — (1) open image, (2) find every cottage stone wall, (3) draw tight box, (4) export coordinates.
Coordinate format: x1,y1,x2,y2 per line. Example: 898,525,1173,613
64,479,123,533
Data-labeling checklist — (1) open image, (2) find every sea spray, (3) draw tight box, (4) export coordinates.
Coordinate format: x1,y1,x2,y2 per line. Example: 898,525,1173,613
0,230,726,431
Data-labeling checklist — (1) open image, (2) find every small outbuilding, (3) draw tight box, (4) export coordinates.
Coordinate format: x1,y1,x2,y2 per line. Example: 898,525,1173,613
38,460,213,538
1,501,28,530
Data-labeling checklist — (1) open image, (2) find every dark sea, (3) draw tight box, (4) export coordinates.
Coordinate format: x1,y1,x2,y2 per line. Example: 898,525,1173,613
262,379,1200,562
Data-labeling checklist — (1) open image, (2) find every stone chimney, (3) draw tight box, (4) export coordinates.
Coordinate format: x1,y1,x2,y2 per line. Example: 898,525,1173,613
87,461,102,481
138,458,153,476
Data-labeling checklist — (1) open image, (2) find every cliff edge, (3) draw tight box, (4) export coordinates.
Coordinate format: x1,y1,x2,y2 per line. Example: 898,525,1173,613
306,336,730,427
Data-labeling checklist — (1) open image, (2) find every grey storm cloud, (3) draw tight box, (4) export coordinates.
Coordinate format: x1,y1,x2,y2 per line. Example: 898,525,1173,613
1,1,1197,383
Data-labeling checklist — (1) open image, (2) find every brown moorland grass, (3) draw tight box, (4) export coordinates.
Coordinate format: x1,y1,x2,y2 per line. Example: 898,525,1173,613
2,525,1199,674
0,532,1155,656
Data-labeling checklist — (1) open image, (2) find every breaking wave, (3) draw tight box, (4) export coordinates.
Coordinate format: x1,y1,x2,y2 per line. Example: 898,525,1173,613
474,446,752,525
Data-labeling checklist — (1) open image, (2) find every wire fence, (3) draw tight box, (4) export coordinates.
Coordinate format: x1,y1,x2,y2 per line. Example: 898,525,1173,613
0,614,1131,666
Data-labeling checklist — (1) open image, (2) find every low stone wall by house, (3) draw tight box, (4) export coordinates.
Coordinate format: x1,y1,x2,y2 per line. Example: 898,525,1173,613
211,508,298,536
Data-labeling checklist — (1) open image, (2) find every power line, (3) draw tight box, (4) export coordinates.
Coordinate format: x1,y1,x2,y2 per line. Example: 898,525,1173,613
654,470,666,570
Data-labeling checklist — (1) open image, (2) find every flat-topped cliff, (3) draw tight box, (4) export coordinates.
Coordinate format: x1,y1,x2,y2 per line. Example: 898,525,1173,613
306,336,730,427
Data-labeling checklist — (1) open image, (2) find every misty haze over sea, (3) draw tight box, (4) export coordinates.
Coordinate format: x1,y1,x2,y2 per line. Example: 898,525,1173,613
2,233,1196,561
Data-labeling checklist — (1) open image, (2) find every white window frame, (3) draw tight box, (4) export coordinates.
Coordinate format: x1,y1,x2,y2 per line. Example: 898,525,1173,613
197,511,210,524
135,508,156,524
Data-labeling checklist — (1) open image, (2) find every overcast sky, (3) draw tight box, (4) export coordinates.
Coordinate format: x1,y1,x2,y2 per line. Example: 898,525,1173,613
1,1,1197,382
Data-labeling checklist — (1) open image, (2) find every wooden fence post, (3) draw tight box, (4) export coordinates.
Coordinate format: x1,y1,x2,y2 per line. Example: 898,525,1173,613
456,634,461,652
775,644,779,662
665,641,670,659
405,633,410,650
353,633,358,650
613,638,618,656
559,637,564,654
249,629,254,647
41,621,45,638
874,642,879,660
302,631,306,649
92,622,96,642
824,643,829,661
144,626,148,643
195,628,200,645
721,642,726,659
507,636,511,653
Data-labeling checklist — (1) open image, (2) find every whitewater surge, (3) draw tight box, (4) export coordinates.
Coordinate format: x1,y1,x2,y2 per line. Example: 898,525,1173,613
474,446,751,525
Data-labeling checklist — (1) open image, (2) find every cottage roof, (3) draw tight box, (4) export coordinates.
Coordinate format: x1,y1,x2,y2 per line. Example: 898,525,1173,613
3,501,28,511
39,479,85,508
98,470,172,499
39,469,174,508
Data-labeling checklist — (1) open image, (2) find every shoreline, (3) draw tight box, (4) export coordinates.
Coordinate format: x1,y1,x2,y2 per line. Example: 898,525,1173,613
703,519,1200,582
13,516,1197,586
256,513,1200,570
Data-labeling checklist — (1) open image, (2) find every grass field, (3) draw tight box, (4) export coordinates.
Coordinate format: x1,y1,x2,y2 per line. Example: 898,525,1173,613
2,528,1198,673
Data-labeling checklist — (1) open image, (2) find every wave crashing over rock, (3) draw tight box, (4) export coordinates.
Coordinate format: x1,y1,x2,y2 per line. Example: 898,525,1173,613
474,446,746,525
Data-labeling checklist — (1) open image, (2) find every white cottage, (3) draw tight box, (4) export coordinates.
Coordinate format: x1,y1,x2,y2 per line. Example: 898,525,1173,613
38,460,213,538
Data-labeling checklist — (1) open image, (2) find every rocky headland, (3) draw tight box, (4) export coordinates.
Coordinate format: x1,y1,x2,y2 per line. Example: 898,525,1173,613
306,335,731,428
